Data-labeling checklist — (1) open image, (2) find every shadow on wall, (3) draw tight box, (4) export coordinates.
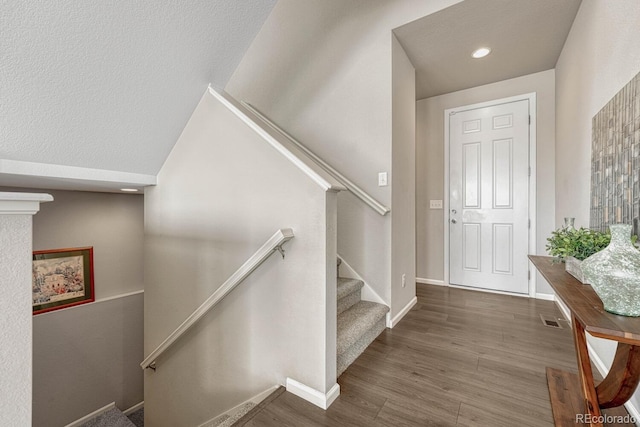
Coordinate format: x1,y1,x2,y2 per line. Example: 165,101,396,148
231,1,392,121
143,231,309,426
337,190,391,303
33,292,144,427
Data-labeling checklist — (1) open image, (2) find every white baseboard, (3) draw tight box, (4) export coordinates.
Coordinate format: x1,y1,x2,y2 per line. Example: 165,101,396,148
535,293,555,301
554,297,571,322
587,341,608,377
123,401,143,416
360,282,387,306
285,378,340,410
197,385,280,427
416,277,446,286
387,296,417,328
626,399,640,427
337,254,386,305
65,402,115,427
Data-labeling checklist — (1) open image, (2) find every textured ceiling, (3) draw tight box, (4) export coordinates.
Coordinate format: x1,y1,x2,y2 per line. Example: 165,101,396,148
394,0,582,99
0,0,276,185
1,0,583,192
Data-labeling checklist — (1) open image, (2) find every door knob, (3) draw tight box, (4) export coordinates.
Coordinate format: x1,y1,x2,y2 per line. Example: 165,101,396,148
451,219,457,224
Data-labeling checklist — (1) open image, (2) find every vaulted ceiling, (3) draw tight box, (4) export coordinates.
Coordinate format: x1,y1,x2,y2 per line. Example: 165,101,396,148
1,0,583,192
1,0,276,191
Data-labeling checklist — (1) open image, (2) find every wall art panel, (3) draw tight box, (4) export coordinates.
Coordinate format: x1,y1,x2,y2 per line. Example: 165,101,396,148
590,71,640,235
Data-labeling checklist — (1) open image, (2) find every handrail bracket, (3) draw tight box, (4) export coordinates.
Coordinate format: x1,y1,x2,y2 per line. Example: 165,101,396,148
275,245,286,259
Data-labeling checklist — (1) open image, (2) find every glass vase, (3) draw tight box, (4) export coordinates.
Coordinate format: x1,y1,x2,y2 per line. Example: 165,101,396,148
563,217,575,231
581,224,640,317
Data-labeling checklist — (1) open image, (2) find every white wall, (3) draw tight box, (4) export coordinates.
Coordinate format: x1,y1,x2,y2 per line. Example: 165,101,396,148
416,70,556,294
555,0,640,415
225,0,461,311
10,189,145,426
31,190,144,298
0,213,33,427
391,35,416,317
555,0,640,228
144,91,337,426
33,293,143,427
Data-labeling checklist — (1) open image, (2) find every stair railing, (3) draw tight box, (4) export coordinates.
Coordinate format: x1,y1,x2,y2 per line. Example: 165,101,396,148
141,228,294,370
241,102,390,216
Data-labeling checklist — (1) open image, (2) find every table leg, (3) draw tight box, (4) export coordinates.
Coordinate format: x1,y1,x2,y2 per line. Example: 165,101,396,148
596,342,640,408
572,314,602,426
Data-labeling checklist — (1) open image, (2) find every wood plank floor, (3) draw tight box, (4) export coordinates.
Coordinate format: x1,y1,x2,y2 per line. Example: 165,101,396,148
238,284,626,426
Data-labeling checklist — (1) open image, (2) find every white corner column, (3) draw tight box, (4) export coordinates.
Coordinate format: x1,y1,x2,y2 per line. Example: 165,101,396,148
0,192,53,427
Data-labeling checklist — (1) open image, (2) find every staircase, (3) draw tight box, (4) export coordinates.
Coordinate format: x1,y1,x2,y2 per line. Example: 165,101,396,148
336,259,389,376
209,263,389,426
80,407,140,427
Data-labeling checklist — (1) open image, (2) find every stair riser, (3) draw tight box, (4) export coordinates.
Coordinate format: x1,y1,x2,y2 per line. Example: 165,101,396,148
337,289,361,315
337,317,386,376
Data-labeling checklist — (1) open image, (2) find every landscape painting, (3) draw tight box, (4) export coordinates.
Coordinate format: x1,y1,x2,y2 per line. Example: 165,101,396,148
32,247,95,314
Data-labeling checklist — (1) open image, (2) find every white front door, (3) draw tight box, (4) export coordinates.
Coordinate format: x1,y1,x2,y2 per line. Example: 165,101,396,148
448,98,530,294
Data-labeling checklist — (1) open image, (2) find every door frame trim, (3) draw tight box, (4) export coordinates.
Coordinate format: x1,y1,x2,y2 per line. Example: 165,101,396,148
443,93,537,297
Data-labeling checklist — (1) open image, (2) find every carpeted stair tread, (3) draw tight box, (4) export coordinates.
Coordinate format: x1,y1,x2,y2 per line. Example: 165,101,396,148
337,301,389,355
337,278,364,315
127,407,144,427
81,408,135,427
217,402,255,427
337,278,363,300
229,386,286,426
210,414,231,426
337,316,386,376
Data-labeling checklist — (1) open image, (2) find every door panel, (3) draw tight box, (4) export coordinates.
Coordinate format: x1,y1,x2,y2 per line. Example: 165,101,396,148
462,222,481,271
493,139,513,208
492,223,513,274
463,142,481,208
449,99,529,294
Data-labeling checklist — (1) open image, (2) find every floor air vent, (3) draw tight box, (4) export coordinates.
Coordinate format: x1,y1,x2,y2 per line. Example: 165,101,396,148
540,314,563,329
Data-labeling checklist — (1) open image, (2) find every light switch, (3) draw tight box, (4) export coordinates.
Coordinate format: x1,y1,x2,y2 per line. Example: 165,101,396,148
378,172,388,187
430,200,443,209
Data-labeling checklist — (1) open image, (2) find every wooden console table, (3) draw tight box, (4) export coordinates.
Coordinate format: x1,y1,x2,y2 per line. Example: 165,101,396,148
530,256,640,427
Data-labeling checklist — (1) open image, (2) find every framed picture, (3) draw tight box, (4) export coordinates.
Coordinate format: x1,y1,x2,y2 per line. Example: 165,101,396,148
32,247,95,315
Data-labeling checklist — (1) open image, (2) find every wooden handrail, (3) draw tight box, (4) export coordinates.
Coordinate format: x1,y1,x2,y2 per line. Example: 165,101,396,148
240,102,390,216
141,228,294,370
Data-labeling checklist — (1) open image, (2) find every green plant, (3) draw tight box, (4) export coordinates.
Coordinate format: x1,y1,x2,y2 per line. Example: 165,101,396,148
546,227,611,261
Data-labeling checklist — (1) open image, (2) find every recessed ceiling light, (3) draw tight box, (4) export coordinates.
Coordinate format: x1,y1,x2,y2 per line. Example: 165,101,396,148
472,47,491,59
120,188,139,192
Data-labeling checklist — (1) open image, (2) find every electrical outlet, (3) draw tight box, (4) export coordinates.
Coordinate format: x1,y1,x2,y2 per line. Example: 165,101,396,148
402,273,406,287
430,200,443,209
378,172,388,187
